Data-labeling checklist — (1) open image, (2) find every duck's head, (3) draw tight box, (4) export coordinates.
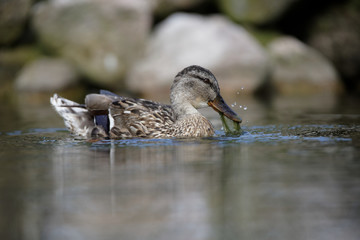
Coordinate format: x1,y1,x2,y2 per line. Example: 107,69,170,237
170,65,242,123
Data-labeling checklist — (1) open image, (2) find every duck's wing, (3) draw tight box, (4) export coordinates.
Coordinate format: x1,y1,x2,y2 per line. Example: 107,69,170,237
99,89,120,97
85,92,122,115
84,91,123,133
50,94,107,138
51,91,123,138
109,98,176,138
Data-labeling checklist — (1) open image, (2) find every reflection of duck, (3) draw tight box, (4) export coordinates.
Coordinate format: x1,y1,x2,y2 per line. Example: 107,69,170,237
50,65,241,139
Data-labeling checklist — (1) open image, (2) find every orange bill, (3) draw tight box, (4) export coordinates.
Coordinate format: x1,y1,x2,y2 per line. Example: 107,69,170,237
208,95,242,123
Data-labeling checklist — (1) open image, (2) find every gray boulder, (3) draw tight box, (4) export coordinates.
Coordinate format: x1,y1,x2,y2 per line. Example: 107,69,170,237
0,46,41,83
307,0,360,93
218,0,298,25
0,0,32,45
32,0,152,88
15,57,79,92
268,36,341,95
127,13,270,96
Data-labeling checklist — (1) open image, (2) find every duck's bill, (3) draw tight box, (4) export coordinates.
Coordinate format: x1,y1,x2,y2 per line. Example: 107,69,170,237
208,95,242,123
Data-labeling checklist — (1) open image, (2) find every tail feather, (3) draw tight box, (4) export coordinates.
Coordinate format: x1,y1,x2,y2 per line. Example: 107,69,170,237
50,94,96,137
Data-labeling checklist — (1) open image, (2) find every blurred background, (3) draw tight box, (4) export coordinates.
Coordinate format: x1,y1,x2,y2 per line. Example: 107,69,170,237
1,0,359,102
1,2,360,240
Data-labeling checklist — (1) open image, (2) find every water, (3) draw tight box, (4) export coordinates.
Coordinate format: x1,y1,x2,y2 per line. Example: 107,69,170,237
0,93,359,240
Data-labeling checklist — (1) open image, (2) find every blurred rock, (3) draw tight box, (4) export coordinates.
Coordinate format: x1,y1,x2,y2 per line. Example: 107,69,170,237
0,0,32,45
307,0,360,93
268,36,341,95
127,13,270,96
0,46,41,83
218,0,298,25
32,0,152,88
15,57,79,92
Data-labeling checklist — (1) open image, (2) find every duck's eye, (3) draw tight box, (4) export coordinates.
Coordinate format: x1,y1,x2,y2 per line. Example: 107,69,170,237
198,76,211,85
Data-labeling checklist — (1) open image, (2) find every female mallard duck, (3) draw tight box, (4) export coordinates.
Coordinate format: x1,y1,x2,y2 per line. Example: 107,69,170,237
50,65,242,139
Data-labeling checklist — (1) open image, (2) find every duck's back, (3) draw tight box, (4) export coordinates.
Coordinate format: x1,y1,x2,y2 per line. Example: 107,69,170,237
109,98,176,138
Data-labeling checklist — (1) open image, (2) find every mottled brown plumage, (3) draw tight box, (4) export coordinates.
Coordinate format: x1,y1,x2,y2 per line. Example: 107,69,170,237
50,65,241,139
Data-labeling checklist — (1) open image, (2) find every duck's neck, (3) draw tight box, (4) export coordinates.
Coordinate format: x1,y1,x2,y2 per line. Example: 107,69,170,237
172,101,200,120
170,83,201,120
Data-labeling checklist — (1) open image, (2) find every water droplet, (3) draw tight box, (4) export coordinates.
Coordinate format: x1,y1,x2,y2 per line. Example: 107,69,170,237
239,105,242,109
243,106,247,110
241,87,244,90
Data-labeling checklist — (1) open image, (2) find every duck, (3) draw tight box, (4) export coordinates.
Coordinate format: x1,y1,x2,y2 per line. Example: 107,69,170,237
50,65,242,139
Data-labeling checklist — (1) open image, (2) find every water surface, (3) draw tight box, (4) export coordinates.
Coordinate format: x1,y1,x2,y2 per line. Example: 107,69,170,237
0,93,359,240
